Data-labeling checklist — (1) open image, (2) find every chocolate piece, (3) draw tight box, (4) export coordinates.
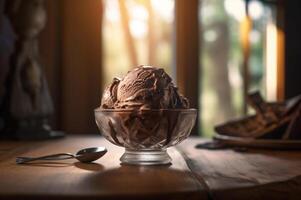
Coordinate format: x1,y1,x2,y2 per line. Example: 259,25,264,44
215,91,301,140
247,91,278,126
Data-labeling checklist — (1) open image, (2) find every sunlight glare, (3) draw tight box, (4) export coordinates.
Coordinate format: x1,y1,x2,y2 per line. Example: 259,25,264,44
151,0,174,23
130,19,147,38
131,5,149,21
266,20,277,101
224,0,246,21
105,0,120,22
249,1,264,20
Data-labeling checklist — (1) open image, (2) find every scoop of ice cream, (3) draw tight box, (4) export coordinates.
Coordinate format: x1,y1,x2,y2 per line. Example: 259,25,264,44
100,65,189,109
101,77,120,109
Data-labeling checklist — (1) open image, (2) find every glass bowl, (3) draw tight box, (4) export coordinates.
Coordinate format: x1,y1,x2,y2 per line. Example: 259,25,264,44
95,108,197,165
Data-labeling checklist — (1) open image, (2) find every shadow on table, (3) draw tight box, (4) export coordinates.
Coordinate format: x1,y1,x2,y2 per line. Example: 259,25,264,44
210,175,301,200
74,161,104,171
233,148,301,162
16,161,105,170
16,161,74,167
195,140,301,162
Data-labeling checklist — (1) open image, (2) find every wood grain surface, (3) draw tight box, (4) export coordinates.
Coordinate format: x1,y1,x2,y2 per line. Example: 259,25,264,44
1,136,301,200
0,136,206,200
179,138,301,200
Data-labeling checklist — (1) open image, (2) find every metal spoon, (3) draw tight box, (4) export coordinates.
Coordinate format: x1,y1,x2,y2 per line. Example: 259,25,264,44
16,147,107,164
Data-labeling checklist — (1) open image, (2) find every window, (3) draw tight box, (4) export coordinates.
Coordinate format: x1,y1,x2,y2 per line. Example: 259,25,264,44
200,0,276,136
102,0,278,137
102,0,175,86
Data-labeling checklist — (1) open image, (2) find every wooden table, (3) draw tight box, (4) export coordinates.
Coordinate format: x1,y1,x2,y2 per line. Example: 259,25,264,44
0,135,301,200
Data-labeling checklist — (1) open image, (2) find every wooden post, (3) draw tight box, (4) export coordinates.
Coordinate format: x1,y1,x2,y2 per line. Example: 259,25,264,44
276,0,285,101
61,0,103,133
175,0,200,134
240,15,252,113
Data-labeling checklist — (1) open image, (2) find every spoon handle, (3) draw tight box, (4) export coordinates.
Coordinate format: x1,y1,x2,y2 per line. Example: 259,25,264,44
16,153,75,164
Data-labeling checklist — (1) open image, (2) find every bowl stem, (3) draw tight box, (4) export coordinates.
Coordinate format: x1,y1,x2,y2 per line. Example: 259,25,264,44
120,148,171,165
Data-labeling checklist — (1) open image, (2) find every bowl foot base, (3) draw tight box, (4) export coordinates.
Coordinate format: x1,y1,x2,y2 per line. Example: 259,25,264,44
120,149,171,165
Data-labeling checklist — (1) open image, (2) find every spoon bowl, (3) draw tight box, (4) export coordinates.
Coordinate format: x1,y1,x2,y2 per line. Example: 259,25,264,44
75,147,107,163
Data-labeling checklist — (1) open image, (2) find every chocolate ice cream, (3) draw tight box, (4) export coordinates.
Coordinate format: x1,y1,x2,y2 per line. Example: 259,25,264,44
101,77,120,109
101,65,189,109
95,65,197,160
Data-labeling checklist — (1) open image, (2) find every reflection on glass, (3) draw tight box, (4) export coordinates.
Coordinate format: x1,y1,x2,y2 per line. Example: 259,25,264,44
102,0,174,87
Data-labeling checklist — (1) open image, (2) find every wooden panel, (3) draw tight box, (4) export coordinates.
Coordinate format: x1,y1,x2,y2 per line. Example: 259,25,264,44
0,136,207,200
60,0,103,133
39,0,103,133
175,0,200,134
179,138,301,200
284,0,301,99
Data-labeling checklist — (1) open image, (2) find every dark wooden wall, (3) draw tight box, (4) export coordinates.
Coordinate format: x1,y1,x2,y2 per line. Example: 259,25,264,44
284,0,301,99
40,0,103,134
